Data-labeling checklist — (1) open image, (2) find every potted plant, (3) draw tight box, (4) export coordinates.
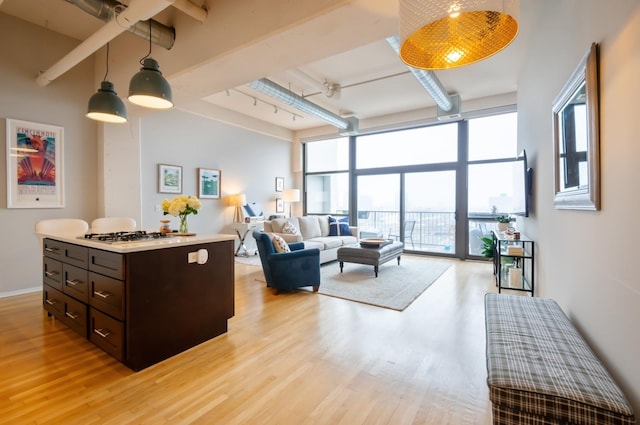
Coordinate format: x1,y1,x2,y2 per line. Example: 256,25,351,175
495,214,515,232
480,236,494,259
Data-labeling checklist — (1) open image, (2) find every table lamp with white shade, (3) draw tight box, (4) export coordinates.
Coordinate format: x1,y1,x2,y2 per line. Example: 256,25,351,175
282,189,300,217
229,193,247,223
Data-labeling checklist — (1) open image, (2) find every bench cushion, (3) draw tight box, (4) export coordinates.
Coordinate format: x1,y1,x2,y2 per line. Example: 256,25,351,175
485,294,635,425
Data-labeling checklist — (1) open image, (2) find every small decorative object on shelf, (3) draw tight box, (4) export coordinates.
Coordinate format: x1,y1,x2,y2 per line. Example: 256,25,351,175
162,195,201,235
496,214,515,232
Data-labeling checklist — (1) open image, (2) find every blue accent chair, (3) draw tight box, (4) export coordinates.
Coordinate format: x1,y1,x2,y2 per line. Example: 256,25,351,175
253,230,321,295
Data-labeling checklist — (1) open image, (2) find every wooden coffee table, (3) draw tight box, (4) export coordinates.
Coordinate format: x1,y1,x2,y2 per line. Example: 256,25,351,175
337,240,404,277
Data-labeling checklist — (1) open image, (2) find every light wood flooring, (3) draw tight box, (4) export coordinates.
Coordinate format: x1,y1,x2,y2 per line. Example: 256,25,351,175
0,256,501,425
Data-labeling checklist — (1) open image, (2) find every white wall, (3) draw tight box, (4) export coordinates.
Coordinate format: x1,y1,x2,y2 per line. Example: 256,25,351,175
518,0,640,411
140,109,293,237
0,14,99,296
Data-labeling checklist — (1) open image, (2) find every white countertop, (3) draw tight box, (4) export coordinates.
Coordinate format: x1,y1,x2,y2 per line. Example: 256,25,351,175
42,233,235,254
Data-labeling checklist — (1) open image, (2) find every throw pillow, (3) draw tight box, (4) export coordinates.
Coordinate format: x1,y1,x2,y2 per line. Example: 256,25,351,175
271,234,291,253
298,216,322,239
338,217,351,236
282,221,299,235
329,216,351,236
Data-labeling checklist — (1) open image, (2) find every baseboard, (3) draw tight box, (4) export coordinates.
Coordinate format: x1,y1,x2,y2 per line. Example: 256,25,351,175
0,286,42,299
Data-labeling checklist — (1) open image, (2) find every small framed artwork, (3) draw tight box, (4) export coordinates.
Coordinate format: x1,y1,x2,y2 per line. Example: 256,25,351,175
6,118,64,208
276,198,284,213
198,168,221,199
158,164,182,194
275,177,284,192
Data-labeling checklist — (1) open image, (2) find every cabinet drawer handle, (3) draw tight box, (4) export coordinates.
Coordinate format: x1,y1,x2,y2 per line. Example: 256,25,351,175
65,311,79,319
93,290,112,299
44,271,59,277
45,299,57,306
94,328,111,338
44,247,60,252
65,279,80,286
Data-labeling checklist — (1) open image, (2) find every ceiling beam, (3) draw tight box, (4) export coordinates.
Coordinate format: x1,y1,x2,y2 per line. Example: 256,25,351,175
36,0,176,86
172,0,207,22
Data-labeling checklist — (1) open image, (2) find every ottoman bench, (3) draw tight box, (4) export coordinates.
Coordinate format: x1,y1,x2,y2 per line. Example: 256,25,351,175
485,294,635,425
337,240,403,277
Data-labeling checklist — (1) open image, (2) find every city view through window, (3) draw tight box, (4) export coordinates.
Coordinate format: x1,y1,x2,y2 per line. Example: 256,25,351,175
304,112,521,258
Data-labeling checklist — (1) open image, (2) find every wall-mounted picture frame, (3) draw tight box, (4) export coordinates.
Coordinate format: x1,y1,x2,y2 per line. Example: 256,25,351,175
275,176,284,192
276,198,284,213
158,164,182,194
5,118,64,208
198,168,221,199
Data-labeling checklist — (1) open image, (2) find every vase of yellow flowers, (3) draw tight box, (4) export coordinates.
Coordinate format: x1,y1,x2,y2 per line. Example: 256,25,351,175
162,195,202,234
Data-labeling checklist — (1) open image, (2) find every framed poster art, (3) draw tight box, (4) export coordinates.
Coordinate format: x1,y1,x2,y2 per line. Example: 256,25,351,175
275,177,284,192
198,168,221,199
6,118,64,208
276,198,284,213
158,164,182,194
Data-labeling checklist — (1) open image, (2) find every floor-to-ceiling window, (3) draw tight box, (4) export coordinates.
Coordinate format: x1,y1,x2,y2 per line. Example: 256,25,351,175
354,123,459,254
303,110,520,259
467,112,521,256
304,136,350,215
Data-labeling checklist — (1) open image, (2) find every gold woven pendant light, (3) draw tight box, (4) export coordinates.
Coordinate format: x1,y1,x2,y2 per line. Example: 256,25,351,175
399,0,519,70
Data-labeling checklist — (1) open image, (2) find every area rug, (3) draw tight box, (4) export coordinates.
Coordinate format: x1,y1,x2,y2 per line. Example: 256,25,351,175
234,255,262,267
308,257,451,311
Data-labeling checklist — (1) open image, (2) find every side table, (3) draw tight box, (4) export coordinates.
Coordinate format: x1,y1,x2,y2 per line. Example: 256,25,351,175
492,231,535,296
230,221,264,256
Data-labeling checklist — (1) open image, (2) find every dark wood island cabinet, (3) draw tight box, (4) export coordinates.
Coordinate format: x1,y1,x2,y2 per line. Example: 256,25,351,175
42,234,235,371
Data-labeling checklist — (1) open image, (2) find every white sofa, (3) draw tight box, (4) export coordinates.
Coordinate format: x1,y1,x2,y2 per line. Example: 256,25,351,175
263,215,358,264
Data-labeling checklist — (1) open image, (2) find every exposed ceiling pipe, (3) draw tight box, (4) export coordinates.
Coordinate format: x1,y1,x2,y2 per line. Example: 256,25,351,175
248,78,358,134
66,0,175,49
36,0,176,87
386,35,454,112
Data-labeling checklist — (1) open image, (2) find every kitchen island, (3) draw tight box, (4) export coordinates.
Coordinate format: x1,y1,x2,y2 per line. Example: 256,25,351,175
41,233,235,371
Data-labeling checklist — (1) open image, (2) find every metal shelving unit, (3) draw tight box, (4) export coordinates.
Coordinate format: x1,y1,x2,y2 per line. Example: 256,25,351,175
492,231,535,296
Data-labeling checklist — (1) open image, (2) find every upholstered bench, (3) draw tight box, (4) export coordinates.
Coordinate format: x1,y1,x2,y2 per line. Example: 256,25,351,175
337,241,403,277
485,294,635,425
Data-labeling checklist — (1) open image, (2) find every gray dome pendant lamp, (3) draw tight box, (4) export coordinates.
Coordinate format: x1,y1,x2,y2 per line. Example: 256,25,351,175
128,20,173,110
86,43,128,123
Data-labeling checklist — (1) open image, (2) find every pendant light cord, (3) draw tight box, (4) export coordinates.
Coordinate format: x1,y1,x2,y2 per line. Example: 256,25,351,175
102,43,110,82
139,20,152,65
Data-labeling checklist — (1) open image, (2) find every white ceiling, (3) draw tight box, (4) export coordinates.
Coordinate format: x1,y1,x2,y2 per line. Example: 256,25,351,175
0,0,540,134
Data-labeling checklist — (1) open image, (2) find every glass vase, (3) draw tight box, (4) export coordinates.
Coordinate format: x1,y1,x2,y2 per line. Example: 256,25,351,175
179,215,189,234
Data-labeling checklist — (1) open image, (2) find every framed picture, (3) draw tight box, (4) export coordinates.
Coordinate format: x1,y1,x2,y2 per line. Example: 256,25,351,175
198,168,221,199
5,119,64,208
158,164,182,194
276,198,284,213
275,177,284,192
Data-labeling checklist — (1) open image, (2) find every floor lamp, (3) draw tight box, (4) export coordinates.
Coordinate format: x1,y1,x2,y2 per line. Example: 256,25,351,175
282,189,300,218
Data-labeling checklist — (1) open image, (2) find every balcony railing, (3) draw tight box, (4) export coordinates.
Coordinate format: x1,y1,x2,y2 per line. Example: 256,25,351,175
354,210,499,255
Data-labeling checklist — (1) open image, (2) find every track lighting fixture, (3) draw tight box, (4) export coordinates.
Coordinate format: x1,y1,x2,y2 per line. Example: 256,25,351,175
248,78,358,133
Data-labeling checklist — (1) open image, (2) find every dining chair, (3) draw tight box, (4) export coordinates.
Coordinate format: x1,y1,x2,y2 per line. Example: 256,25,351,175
35,218,90,250
90,217,137,233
